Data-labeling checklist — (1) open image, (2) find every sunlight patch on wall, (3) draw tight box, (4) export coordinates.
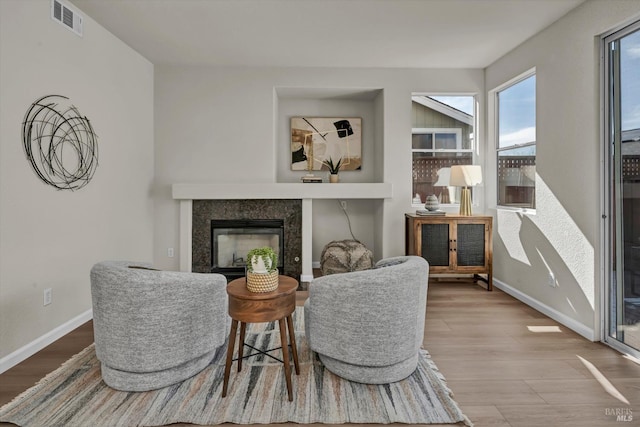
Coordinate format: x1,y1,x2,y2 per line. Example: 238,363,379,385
566,297,578,315
497,210,531,265
532,176,595,309
496,175,594,309
535,248,557,287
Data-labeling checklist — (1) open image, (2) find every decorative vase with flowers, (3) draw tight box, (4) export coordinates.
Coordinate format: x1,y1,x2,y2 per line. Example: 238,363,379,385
246,247,279,292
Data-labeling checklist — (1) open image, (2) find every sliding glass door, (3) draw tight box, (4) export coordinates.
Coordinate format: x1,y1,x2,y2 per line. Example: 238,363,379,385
604,21,640,356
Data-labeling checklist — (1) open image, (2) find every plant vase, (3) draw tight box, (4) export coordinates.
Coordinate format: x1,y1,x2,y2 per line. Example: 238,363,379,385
246,247,279,292
325,157,342,183
246,269,279,293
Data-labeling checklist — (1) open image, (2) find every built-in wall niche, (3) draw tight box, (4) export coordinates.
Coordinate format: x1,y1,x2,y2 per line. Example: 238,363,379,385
311,199,381,262
275,87,384,184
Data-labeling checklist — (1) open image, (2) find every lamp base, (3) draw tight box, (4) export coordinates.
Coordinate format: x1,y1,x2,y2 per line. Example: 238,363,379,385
459,187,472,216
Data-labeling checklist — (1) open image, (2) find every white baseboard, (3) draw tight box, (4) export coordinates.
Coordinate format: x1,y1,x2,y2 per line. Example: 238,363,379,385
0,309,93,374
312,261,320,269
493,279,595,341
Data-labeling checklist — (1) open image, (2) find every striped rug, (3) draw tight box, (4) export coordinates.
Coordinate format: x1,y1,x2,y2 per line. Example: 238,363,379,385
0,308,472,426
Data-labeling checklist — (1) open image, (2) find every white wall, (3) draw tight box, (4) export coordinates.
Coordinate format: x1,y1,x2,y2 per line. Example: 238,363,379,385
312,199,377,261
0,0,154,363
485,0,640,338
154,66,484,270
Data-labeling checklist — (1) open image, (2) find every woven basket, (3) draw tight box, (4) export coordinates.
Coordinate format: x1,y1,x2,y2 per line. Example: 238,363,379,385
246,270,279,293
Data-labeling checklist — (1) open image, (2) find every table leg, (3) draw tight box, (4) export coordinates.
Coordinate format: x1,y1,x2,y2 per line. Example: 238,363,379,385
286,315,300,375
238,322,246,372
278,318,293,401
222,319,238,398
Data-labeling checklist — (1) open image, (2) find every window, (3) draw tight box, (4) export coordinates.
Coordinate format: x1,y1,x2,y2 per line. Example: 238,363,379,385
411,95,475,205
412,129,463,151
496,72,536,209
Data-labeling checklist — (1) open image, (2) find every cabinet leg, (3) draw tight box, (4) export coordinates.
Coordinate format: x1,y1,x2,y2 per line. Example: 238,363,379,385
473,274,493,291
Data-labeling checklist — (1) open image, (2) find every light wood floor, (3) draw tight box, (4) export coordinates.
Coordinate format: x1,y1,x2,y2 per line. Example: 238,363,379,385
1,280,639,427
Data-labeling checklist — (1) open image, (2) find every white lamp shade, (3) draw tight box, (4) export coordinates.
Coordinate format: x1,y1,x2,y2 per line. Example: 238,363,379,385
450,165,482,187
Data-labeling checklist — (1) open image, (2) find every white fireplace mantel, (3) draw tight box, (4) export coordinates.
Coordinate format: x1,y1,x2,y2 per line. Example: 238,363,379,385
172,182,393,282
172,183,393,200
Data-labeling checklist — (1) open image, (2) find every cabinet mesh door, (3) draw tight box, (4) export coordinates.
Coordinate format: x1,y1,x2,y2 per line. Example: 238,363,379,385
420,223,449,266
457,223,485,266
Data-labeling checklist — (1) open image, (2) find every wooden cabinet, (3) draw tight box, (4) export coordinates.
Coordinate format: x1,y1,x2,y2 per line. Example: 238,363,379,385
405,213,493,290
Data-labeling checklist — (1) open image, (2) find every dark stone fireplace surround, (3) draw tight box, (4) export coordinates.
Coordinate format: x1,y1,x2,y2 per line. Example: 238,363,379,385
192,199,302,280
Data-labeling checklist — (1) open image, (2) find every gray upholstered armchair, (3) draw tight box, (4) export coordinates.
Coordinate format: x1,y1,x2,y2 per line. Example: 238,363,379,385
304,256,429,384
90,261,229,391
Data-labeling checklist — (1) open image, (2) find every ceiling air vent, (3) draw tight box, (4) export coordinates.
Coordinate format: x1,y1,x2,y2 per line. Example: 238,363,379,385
51,0,83,36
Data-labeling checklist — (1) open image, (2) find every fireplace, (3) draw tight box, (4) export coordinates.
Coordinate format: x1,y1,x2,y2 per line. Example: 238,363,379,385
211,219,284,279
192,199,302,280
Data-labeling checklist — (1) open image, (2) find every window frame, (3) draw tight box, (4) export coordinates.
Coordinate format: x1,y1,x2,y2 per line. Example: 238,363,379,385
410,94,478,208
493,69,537,211
410,127,472,207
411,128,465,153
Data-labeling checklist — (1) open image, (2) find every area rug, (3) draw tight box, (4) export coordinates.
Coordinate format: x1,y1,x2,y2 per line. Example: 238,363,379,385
0,308,471,426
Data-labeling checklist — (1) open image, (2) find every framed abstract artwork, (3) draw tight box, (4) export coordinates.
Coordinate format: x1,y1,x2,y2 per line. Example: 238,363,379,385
290,117,362,171
22,95,99,191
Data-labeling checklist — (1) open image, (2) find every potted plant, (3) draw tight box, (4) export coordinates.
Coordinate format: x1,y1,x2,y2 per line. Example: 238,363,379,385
324,157,342,183
246,246,278,273
245,247,279,292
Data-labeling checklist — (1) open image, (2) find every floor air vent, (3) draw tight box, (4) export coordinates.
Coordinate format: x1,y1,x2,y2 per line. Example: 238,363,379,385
51,0,83,36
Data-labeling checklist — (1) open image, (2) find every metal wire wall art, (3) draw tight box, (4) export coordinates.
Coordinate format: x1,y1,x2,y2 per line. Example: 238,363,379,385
22,95,99,190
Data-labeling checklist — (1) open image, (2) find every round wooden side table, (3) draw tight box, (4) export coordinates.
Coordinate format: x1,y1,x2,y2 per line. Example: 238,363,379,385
222,275,300,401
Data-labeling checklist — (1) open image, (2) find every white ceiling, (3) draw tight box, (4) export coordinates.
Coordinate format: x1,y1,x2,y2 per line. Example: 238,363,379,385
71,0,585,69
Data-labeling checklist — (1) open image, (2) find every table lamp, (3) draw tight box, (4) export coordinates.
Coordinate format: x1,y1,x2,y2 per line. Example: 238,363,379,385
450,165,482,215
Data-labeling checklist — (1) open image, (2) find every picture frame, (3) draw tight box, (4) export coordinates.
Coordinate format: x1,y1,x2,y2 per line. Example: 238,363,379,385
290,117,362,171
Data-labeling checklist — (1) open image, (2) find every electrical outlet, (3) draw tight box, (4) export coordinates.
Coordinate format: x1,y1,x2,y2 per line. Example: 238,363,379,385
340,200,347,210
43,288,52,306
168,247,174,258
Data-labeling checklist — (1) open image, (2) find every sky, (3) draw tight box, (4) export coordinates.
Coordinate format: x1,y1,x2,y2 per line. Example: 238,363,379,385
430,96,474,116
431,79,537,151
621,29,640,132
497,75,536,148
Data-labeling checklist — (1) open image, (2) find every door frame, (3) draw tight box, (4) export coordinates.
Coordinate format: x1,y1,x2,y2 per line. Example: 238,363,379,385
601,19,640,358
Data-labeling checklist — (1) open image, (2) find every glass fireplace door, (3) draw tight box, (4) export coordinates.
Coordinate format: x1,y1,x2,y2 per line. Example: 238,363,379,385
210,219,284,279
214,229,281,269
